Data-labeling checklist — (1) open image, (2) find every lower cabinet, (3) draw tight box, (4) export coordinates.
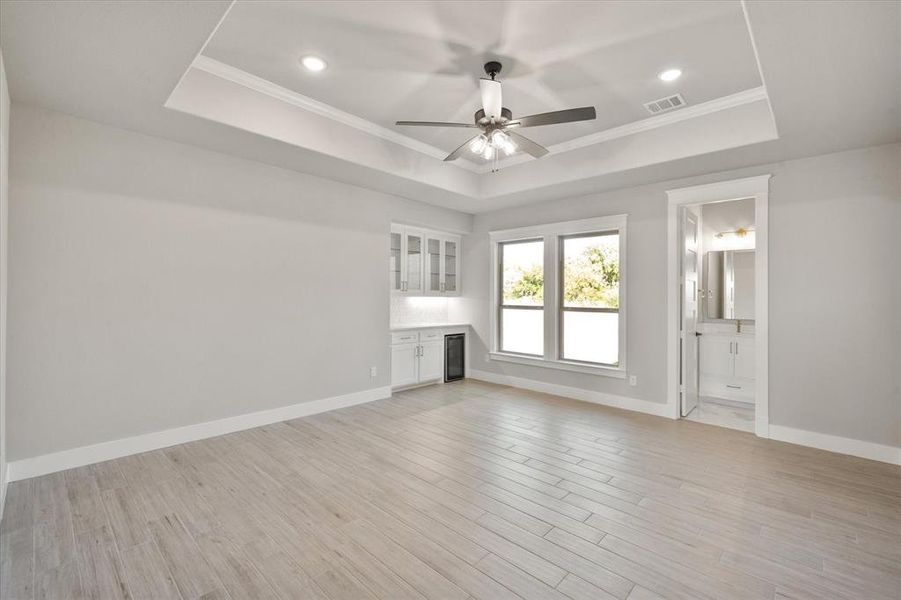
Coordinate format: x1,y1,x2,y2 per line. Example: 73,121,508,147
390,342,420,388
418,340,443,382
699,333,755,402
390,328,466,389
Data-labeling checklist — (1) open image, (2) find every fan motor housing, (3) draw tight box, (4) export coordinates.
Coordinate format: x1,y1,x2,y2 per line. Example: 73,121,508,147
475,107,513,126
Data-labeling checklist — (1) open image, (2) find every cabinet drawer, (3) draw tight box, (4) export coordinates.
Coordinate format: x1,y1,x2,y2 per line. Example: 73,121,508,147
420,330,442,342
391,331,419,344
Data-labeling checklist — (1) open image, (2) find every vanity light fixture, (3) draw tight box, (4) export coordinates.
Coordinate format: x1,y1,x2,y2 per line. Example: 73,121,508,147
716,227,754,239
658,68,682,82
301,55,327,72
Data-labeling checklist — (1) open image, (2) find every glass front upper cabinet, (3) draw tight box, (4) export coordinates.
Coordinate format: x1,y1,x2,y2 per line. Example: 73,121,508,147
427,235,442,294
389,229,402,292
405,230,423,293
444,239,458,294
390,224,460,296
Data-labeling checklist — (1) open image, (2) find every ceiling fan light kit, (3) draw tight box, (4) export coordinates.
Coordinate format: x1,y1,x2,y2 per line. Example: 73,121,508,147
395,61,597,172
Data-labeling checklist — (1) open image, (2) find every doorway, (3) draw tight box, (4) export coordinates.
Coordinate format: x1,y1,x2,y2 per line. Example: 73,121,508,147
666,176,770,438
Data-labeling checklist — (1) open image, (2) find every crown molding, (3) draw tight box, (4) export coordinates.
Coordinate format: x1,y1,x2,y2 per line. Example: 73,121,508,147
190,55,483,173
478,86,771,173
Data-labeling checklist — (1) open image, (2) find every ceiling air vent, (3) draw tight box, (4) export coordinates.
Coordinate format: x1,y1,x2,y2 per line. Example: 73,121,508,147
643,93,686,115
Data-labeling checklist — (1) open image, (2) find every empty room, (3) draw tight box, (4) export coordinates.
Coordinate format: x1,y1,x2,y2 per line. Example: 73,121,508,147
0,1,899,599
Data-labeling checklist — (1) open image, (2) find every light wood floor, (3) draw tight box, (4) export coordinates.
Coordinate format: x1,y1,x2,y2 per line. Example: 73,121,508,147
2,380,900,600
683,397,754,433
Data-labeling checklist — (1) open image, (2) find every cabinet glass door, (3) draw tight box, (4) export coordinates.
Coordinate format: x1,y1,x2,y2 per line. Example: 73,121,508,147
390,231,402,292
405,231,423,293
444,239,458,293
426,236,442,294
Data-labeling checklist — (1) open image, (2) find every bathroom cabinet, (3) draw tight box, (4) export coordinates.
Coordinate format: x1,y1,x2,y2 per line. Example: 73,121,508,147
699,332,755,402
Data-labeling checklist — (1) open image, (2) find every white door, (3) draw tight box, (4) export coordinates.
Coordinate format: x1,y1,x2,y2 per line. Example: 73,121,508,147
733,339,755,379
418,340,444,382
390,343,418,387
405,230,424,294
681,209,700,417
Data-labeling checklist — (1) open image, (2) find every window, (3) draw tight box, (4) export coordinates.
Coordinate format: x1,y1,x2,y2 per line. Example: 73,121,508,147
560,232,620,366
490,215,626,377
499,239,544,355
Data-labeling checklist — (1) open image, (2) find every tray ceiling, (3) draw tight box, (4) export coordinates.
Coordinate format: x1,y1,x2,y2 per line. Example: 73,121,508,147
201,1,763,152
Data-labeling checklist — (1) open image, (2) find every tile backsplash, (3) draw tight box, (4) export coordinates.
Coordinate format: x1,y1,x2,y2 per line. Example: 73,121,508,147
390,296,450,326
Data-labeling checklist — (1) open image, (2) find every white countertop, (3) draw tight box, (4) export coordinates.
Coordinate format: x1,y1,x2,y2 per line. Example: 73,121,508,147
390,322,471,332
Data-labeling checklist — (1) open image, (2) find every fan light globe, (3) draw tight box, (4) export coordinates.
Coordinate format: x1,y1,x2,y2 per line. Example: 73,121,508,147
470,135,488,153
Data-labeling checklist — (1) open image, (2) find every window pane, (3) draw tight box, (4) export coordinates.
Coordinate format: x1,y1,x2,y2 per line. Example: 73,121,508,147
406,233,422,292
501,240,543,306
444,240,457,292
562,233,619,309
501,308,543,355
563,311,618,365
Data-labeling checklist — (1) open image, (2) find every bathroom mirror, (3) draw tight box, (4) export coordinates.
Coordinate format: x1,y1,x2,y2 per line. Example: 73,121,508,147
703,250,755,321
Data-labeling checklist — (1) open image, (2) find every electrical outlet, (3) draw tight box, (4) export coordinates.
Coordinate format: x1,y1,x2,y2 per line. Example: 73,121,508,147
629,375,638,386
369,367,378,378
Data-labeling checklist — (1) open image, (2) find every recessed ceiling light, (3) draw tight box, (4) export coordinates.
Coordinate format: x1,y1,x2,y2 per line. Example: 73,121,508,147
301,55,327,72
658,68,682,82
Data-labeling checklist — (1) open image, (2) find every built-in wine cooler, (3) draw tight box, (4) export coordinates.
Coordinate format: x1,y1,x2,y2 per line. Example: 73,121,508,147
444,333,465,382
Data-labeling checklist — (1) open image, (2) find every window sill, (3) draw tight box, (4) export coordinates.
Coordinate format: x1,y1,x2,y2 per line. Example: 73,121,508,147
488,352,627,379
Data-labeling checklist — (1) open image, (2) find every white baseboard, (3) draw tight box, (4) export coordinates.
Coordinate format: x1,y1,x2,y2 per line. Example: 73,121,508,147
470,370,900,465
469,369,672,418
0,463,7,522
7,386,392,482
768,425,901,466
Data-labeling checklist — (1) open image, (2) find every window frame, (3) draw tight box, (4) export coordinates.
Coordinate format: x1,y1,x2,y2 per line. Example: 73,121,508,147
489,215,627,379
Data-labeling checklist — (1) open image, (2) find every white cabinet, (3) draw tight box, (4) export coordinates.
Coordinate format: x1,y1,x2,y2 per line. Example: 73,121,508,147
390,330,446,388
700,337,734,379
391,224,460,296
699,334,755,402
390,343,419,388
733,339,755,380
418,340,443,382
442,237,460,295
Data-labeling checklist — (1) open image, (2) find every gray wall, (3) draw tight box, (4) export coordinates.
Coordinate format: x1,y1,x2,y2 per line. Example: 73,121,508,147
0,52,9,507
7,105,471,461
460,143,901,447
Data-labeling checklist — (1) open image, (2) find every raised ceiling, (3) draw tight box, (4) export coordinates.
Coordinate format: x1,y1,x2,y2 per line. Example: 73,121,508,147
202,1,762,153
1,1,898,214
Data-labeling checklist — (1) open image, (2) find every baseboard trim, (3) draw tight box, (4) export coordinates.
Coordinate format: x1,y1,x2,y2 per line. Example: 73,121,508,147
468,369,671,418
0,463,8,522
7,386,392,482
768,425,901,466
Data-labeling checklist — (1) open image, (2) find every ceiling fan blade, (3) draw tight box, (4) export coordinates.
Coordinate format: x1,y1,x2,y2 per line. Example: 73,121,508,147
514,106,596,128
479,78,503,120
508,131,549,158
444,135,481,162
395,121,477,128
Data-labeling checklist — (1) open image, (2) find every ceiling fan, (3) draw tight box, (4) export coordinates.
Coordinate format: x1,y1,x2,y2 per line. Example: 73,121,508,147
396,61,596,170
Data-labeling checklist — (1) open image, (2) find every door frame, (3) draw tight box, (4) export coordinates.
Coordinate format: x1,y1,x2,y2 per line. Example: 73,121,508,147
665,175,771,438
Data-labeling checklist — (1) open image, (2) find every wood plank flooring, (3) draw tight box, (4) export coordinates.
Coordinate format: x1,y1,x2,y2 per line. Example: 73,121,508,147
2,380,899,599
